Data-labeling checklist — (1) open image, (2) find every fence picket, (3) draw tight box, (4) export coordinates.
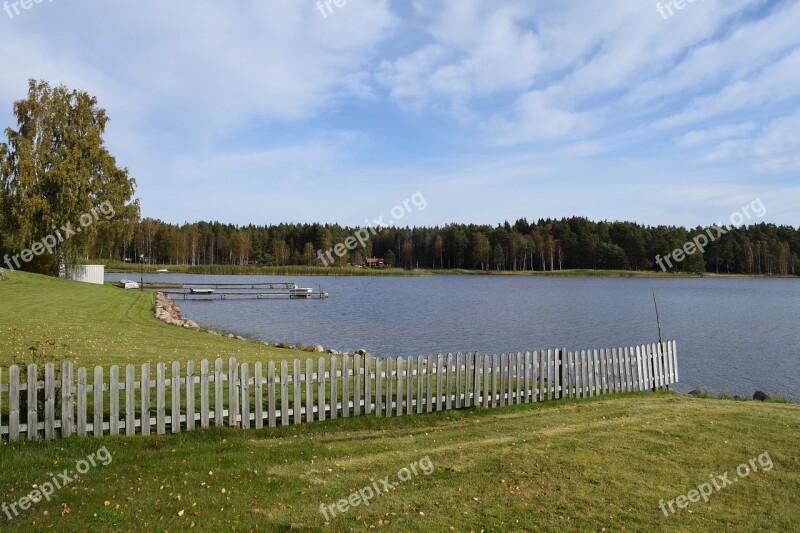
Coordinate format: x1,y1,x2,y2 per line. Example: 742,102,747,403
406,356,414,415
498,353,506,407
125,365,135,436
342,355,350,419
326,358,335,420
364,354,372,415
375,358,383,417
354,354,362,417
26,364,38,440
240,363,250,430
318,358,326,421
385,357,393,417
455,353,462,409
171,362,181,433
304,359,313,423
268,361,277,427
281,360,290,425
396,357,404,417
61,361,73,438
228,358,238,428
141,363,151,436
44,363,55,440
474,352,482,406
253,361,262,429
294,359,303,423
214,359,223,427
416,355,424,414
187,361,196,431
446,354,454,411
92,366,103,438
156,363,165,435
201,360,210,429
426,354,434,412
437,355,444,411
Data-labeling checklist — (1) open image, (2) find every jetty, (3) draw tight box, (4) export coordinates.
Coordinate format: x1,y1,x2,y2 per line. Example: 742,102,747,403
160,282,329,300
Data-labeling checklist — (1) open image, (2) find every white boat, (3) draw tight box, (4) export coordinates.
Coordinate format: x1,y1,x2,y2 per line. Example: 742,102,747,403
117,279,140,290
156,269,169,273
190,288,215,294
289,285,313,298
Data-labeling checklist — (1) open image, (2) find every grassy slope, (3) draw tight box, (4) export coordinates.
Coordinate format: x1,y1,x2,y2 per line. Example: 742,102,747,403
0,270,298,367
0,392,798,531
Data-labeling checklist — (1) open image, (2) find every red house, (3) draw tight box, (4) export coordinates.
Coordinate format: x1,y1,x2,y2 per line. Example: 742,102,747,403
364,257,385,268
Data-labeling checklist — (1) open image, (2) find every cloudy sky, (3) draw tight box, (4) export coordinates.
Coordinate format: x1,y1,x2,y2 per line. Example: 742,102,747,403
1,0,798,228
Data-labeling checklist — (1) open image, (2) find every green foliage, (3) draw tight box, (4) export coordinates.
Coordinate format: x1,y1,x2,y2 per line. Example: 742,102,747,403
0,79,139,270
118,217,800,276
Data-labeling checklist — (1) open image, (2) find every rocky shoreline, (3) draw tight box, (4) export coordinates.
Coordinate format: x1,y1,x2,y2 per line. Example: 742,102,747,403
154,292,199,329
152,291,364,355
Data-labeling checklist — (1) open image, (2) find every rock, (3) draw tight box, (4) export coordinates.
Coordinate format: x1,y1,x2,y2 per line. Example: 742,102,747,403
753,391,769,401
688,389,707,397
312,345,325,353
184,320,198,329
208,330,219,336
227,334,235,339
328,349,340,355
355,348,367,356
236,336,246,341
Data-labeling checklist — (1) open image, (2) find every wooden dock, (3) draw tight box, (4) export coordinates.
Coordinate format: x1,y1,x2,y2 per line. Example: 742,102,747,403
159,282,329,300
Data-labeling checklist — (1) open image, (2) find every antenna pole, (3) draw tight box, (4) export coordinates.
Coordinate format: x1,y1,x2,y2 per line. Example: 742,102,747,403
652,292,663,344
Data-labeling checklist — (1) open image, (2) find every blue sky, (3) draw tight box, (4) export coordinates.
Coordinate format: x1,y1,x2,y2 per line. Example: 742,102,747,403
1,0,798,228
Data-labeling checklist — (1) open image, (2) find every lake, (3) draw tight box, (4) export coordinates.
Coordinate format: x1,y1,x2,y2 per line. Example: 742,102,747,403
106,273,800,401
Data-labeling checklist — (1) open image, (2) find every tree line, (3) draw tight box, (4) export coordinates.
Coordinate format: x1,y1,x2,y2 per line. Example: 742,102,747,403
128,217,800,275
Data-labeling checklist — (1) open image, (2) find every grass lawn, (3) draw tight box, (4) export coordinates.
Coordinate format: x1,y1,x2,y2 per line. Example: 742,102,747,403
1,269,798,531
0,270,298,368
0,392,798,531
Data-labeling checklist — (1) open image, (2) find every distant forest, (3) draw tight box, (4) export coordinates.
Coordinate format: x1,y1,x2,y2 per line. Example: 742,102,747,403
125,218,800,275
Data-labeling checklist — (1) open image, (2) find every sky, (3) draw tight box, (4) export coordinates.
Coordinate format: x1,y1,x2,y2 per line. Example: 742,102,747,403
0,0,798,229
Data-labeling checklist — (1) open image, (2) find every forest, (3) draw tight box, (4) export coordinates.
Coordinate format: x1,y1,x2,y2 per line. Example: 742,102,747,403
125,217,800,275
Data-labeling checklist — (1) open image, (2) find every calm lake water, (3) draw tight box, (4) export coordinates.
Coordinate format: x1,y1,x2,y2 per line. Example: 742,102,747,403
106,273,800,401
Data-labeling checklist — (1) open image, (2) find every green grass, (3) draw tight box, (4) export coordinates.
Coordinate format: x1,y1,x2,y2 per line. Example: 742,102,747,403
0,270,299,368
2,269,798,531
0,392,798,531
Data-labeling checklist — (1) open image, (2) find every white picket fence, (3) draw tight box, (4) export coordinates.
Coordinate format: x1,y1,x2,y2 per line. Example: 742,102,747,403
0,340,677,442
